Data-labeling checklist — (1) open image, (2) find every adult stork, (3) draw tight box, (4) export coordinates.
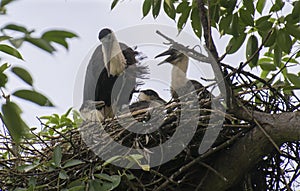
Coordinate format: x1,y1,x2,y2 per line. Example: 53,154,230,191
81,28,146,119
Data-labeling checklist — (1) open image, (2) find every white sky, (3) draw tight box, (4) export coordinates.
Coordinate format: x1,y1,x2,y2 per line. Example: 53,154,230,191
1,0,241,127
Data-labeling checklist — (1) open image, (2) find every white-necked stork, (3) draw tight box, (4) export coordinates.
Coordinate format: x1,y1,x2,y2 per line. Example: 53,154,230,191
82,28,146,119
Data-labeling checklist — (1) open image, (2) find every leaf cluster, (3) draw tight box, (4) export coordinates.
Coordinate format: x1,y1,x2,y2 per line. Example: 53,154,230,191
0,1,77,144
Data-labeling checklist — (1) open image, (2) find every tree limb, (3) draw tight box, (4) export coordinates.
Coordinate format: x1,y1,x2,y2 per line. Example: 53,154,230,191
200,110,300,190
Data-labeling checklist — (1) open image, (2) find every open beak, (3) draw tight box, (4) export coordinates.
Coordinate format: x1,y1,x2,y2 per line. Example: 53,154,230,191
155,49,174,66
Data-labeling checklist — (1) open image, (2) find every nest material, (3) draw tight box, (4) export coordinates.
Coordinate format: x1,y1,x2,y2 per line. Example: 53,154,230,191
1,89,244,190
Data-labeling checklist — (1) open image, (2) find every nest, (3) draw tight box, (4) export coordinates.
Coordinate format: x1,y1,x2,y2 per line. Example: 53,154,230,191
0,88,246,190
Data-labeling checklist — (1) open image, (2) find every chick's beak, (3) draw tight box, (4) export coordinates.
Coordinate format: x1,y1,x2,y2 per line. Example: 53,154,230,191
155,49,174,66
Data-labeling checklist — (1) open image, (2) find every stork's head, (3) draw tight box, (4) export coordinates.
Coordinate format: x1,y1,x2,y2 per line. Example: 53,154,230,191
138,89,166,104
98,28,113,43
155,48,187,66
98,28,115,66
98,28,126,76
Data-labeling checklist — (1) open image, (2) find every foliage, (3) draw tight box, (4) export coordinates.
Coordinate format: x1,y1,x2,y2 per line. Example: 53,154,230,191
110,0,300,190
0,109,149,190
112,0,300,94
0,1,77,144
0,0,300,190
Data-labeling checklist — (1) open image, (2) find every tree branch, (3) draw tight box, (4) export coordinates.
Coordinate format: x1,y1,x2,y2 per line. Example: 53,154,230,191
197,0,218,60
199,110,300,190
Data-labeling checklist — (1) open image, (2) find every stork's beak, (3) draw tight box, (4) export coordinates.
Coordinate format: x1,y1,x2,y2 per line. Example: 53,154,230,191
100,34,114,76
101,34,114,64
155,49,175,66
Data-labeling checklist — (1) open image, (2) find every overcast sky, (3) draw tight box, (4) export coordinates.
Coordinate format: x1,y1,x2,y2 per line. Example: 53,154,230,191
2,0,241,127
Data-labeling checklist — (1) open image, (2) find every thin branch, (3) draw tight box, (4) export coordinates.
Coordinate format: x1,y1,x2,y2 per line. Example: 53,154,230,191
197,0,219,60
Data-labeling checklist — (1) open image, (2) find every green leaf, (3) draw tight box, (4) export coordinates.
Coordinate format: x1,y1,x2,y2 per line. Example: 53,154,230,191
270,0,284,12
0,44,23,59
285,24,300,40
220,0,237,13
2,102,32,144
230,13,239,37
163,1,176,20
256,0,266,14
142,0,152,17
258,57,273,64
126,154,150,171
0,73,8,87
177,6,191,33
260,69,270,79
0,63,10,73
164,0,172,8
53,146,62,167
13,89,54,107
287,73,300,86
291,1,300,23
63,159,84,168
246,35,259,68
93,174,121,190
9,38,24,48
219,14,233,35
111,0,119,10
239,8,254,26
255,15,272,31
41,30,78,50
226,33,246,54
0,35,11,42
243,0,254,15
191,7,202,38
210,3,220,25
11,67,33,86
285,13,299,25
0,0,16,7
43,30,77,39
259,63,277,71
1,23,28,33
283,57,298,64
274,45,282,67
276,29,292,54
25,37,56,53
102,155,122,167
59,170,69,179
17,163,39,172
152,0,162,19
67,179,85,189
88,180,108,191
176,0,189,13
264,28,276,47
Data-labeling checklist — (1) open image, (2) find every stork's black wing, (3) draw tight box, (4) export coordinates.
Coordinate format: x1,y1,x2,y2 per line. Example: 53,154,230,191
83,44,104,102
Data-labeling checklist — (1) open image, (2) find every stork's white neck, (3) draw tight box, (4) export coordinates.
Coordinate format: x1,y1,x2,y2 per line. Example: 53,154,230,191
171,56,189,90
102,34,126,76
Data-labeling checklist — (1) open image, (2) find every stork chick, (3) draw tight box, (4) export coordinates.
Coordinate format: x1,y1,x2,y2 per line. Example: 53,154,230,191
129,89,166,121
